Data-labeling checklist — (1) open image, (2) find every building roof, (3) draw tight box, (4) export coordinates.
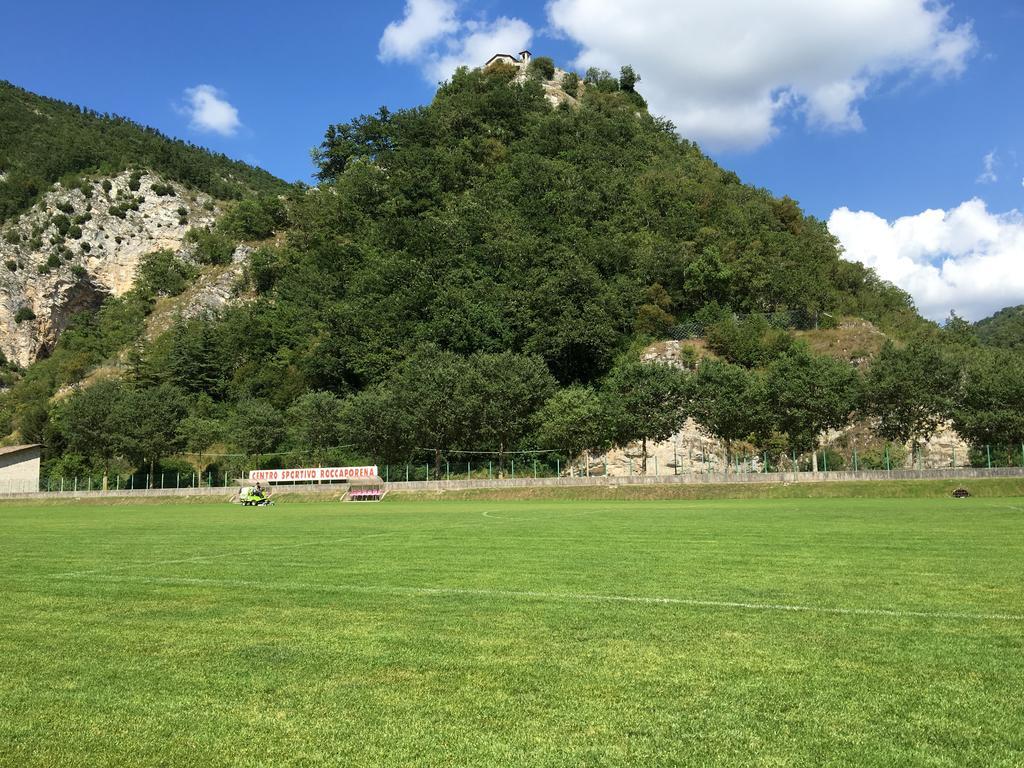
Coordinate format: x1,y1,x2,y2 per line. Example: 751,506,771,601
484,53,521,66
0,444,41,458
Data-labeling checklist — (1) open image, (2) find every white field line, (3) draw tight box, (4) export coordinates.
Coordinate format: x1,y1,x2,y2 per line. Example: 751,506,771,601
46,573,1024,623
51,532,393,577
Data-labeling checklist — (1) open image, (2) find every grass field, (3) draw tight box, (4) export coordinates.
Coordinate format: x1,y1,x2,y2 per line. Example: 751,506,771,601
2,496,1023,766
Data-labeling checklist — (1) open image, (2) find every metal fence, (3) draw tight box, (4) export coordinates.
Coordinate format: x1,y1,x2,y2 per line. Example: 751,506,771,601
22,441,1024,496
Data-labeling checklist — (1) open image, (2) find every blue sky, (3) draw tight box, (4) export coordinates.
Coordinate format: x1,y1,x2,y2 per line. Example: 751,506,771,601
3,1,1022,319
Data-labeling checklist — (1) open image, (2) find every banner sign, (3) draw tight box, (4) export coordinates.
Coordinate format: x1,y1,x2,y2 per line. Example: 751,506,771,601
249,466,379,483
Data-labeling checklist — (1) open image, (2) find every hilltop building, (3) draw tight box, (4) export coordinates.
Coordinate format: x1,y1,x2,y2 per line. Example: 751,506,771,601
484,50,533,69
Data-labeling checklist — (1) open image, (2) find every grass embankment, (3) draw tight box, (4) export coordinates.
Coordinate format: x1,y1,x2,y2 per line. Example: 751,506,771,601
1,497,1023,766
389,476,1024,502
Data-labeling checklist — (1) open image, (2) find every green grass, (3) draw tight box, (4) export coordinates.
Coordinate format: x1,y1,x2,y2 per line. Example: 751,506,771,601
1,496,1023,766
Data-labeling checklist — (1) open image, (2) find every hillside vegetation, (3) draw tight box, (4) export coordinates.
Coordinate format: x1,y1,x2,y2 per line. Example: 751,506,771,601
0,81,289,222
1,65,1022,482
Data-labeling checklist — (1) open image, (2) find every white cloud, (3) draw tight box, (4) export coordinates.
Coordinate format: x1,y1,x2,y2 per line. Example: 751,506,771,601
379,0,459,62
378,2,532,83
547,0,976,150
181,85,240,136
977,150,998,183
828,199,1024,321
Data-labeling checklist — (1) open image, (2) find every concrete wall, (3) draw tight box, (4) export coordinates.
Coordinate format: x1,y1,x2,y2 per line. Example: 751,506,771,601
381,466,1024,493
0,447,41,494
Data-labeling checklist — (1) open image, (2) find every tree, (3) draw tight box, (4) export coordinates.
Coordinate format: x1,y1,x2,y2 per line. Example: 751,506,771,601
114,384,188,485
287,391,343,462
60,379,125,485
952,348,1024,449
766,346,859,470
619,65,640,92
601,360,689,474
228,399,285,463
534,386,613,474
469,352,557,475
861,340,957,461
528,56,556,80
688,360,767,470
177,415,222,471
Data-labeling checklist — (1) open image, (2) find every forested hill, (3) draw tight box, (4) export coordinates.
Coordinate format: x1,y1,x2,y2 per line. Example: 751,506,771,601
299,64,921,384
974,305,1024,349
12,62,1017,483
0,81,290,222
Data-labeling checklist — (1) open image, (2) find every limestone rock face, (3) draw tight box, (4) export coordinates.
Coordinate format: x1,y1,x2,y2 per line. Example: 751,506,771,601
0,172,218,366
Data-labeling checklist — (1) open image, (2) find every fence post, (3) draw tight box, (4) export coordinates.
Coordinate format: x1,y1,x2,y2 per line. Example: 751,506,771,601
488,461,492,480
952,446,956,469
533,460,537,478
823,452,828,472
654,456,659,476
628,458,633,475
425,464,429,481
511,459,515,479
130,475,134,490
406,464,410,482
884,445,890,472
116,475,120,491
467,461,471,479
385,465,389,483
61,477,64,492
556,459,560,476
74,477,78,492
987,445,992,469
176,473,180,489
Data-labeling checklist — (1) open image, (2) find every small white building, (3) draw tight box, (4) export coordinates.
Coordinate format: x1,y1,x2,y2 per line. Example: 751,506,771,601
0,444,41,494
483,50,532,69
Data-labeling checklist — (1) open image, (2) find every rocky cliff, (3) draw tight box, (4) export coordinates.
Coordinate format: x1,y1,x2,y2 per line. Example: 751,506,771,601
0,171,219,366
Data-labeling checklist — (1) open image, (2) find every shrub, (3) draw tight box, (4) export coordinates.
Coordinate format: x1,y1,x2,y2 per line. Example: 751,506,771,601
109,205,127,219
4,229,21,244
28,237,42,250
52,214,71,235
56,200,74,214
151,182,175,196
101,179,112,193
128,171,142,191
67,224,83,239
185,227,235,265
37,264,50,275
73,212,91,224
47,253,62,268
80,242,91,253
15,307,36,323
5,259,17,272
561,71,580,97
220,196,288,240
136,249,197,298
71,265,86,278
176,206,188,217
